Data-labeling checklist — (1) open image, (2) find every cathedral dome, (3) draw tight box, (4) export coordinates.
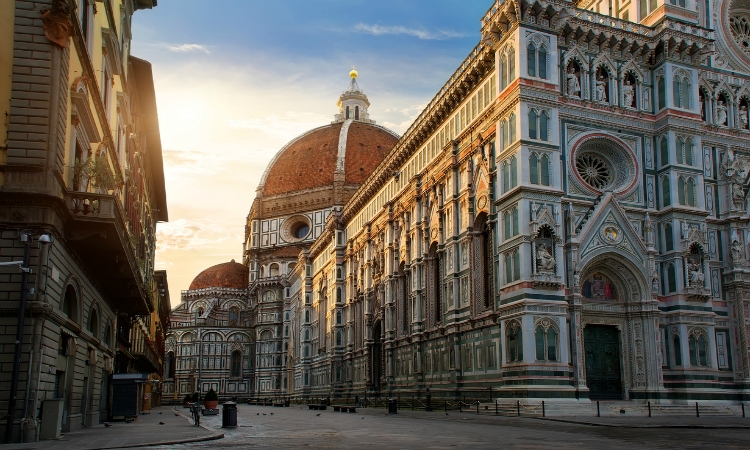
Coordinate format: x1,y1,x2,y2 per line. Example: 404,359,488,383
256,73,399,198
189,260,248,290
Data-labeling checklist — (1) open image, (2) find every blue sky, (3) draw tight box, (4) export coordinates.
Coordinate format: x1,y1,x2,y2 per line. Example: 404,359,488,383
132,0,494,305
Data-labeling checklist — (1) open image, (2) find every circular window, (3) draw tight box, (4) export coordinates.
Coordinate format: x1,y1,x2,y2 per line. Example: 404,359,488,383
731,15,750,55
280,215,312,243
576,153,612,189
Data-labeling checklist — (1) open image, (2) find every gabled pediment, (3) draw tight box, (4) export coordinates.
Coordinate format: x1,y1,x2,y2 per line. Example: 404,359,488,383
574,193,646,265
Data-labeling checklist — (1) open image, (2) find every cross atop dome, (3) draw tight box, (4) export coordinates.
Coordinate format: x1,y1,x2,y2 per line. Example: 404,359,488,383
334,67,374,124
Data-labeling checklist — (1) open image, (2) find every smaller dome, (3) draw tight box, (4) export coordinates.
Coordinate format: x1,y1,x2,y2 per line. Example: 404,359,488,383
189,260,248,290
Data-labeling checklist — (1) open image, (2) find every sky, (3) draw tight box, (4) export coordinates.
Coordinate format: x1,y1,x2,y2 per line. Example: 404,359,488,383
130,0,495,308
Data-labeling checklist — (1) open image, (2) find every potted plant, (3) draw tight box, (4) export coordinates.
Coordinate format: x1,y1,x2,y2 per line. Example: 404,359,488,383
203,388,219,410
183,394,192,408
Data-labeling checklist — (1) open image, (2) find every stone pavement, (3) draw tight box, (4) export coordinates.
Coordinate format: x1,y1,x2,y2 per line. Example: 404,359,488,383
2,406,223,450
145,404,750,449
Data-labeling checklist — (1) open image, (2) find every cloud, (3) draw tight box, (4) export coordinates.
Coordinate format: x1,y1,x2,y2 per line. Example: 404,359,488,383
353,23,465,40
228,112,330,139
166,43,211,53
156,219,235,252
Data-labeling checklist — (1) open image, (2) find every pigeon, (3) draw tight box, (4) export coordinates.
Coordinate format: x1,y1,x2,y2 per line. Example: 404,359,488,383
175,414,180,417
270,413,274,415
104,422,112,427
316,413,321,416
445,413,449,416
159,422,165,425
262,413,266,415
361,416,365,419
257,413,259,415
159,412,162,415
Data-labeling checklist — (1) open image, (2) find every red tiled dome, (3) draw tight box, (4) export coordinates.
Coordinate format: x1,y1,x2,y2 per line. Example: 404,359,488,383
259,122,398,197
189,260,248,290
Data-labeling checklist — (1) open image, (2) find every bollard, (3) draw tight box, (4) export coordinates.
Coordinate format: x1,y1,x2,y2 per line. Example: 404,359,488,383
388,399,398,415
517,400,520,417
542,401,545,418
742,403,746,418
495,400,498,415
476,401,479,414
597,401,600,418
648,401,651,418
696,402,700,418
444,400,447,413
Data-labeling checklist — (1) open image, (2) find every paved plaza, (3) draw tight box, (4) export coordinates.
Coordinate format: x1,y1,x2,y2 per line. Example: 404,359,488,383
154,404,750,450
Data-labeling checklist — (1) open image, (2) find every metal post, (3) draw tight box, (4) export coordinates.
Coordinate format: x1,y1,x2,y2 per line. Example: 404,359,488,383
5,237,31,444
696,402,699,418
742,403,745,418
597,401,600,417
648,401,651,418
489,386,492,403
495,400,498,415
517,400,520,417
444,400,447,413
476,401,479,414
542,401,545,418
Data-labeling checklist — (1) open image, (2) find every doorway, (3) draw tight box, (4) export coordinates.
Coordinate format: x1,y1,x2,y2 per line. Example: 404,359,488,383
584,324,623,399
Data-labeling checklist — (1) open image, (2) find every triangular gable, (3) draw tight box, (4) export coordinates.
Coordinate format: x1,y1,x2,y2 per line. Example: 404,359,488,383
574,193,647,264
620,59,644,81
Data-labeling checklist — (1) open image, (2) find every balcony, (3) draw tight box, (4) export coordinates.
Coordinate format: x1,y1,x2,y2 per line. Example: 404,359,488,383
131,337,162,374
64,189,151,315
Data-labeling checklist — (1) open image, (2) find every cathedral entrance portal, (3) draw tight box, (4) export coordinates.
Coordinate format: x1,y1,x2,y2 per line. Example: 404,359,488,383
584,325,623,400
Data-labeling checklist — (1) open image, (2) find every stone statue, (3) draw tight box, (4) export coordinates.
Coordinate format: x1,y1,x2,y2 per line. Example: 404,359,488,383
741,105,748,130
699,95,704,120
722,150,747,209
717,100,727,125
650,267,660,295
536,245,556,271
623,80,635,108
732,238,744,267
687,262,705,286
596,74,607,102
567,66,581,98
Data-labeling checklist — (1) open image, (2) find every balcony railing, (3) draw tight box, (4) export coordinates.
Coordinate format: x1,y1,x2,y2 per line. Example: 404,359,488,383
131,338,162,374
63,189,152,316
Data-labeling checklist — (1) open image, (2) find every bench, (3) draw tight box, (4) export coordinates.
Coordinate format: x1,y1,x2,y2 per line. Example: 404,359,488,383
308,404,327,410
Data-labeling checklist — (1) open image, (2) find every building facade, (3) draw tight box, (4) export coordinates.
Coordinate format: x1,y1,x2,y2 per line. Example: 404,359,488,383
169,0,750,404
0,0,167,441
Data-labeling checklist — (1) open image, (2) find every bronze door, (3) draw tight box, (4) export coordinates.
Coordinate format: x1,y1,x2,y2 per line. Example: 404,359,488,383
584,325,623,400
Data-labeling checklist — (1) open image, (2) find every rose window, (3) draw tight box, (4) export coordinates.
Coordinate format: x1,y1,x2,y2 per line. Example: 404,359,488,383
730,15,750,56
576,153,612,189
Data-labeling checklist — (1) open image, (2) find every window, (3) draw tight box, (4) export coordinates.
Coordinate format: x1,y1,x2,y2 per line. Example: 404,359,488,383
540,111,549,141
529,110,537,139
355,106,360,120
507,322,523,362
676,138,684,165
529,153,550,186
688,332,708,367
538,47,547,80
503,207,519,240
504,250,521,283
502,120,509,149
502,157,517,193
229,307,239,326
662,176,671,207
667,263,676,293
685,139,694,166
660,137,669,166
509,113,517,143
535,324,557,361
88,307,98,338
508,50,515,83
527,43,536,77
664,223,673,251
346,106,350,119
658,77,666,110
231,351,242,377
673,334,682,365
673,75,691,109
678,177,696,207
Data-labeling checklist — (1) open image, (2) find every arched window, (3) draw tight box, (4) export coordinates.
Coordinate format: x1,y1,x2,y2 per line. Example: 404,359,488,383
304,329,310,340
676,138,684,164
534,325,558,361
528,109,538,139
512,207,519,236
166,351,176,378
502,120,508,150
658,77,666,110
345,105,350,119
540,154,550,186
660,137,669,166
88,307,98,338
667,263,676,293
686,178,696,207
507,322,523,362
538,46,547,79
685,139,694,166
269,263,279,277
673,77,681,108
510,155,517,187
530,153,538,184
681,78,690,109
527,43,536,77
504,210,511,240
304,310,310,323
664,223,673,252
547,327,557,361
63,285,78,322
355,105,360,120
284,325,289,336
104,323,112,348
336,330,342,346
229,307,239,326
678,177,686,205
501,56,508,90
509,113,517,143
540,111,549,141
336,310,342,324
502,162,510,193
673,334,682,365
231,351,242,377
535,326,545,360
508,48,515,81
688,332,708,367
662,176,671,207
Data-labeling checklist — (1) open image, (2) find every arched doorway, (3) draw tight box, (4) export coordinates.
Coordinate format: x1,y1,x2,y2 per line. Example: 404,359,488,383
576,252,655,401
371,321,382,391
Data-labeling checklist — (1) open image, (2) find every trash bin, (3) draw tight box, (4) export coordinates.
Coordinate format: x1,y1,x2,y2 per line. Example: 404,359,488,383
388,398,398,414
284,399,290,407
222,401,237,428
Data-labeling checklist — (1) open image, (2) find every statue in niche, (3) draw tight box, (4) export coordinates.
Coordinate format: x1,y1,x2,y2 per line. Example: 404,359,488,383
699,94,704,120
567,66,581,98
717,100,728,125
623,79,635,108
741,105,749,129
731,236,744,267
595,71,608,102
650,267,660,295
536,244,556,271
687,261,705,286
722,149,747,209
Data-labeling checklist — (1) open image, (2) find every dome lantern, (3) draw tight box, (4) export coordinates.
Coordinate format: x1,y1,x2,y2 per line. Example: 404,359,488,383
334,68,373,124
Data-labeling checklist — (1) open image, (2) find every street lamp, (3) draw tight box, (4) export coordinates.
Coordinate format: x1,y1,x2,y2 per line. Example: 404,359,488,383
4,232,51,444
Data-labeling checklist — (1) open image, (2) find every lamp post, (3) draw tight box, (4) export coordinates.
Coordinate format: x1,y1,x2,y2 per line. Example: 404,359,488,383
4,232,50,444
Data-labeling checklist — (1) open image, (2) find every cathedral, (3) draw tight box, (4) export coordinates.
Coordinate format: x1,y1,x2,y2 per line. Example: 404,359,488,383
164,0,750,405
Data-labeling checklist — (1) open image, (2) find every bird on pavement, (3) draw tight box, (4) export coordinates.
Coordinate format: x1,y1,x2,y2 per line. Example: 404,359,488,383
104,422,112,427
257,413,259,415
361,416,364,419
159,422,165,425
270,413,274,415
159,412,162,415
316,413,321,416
175,414,180,417
262,413,266,415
